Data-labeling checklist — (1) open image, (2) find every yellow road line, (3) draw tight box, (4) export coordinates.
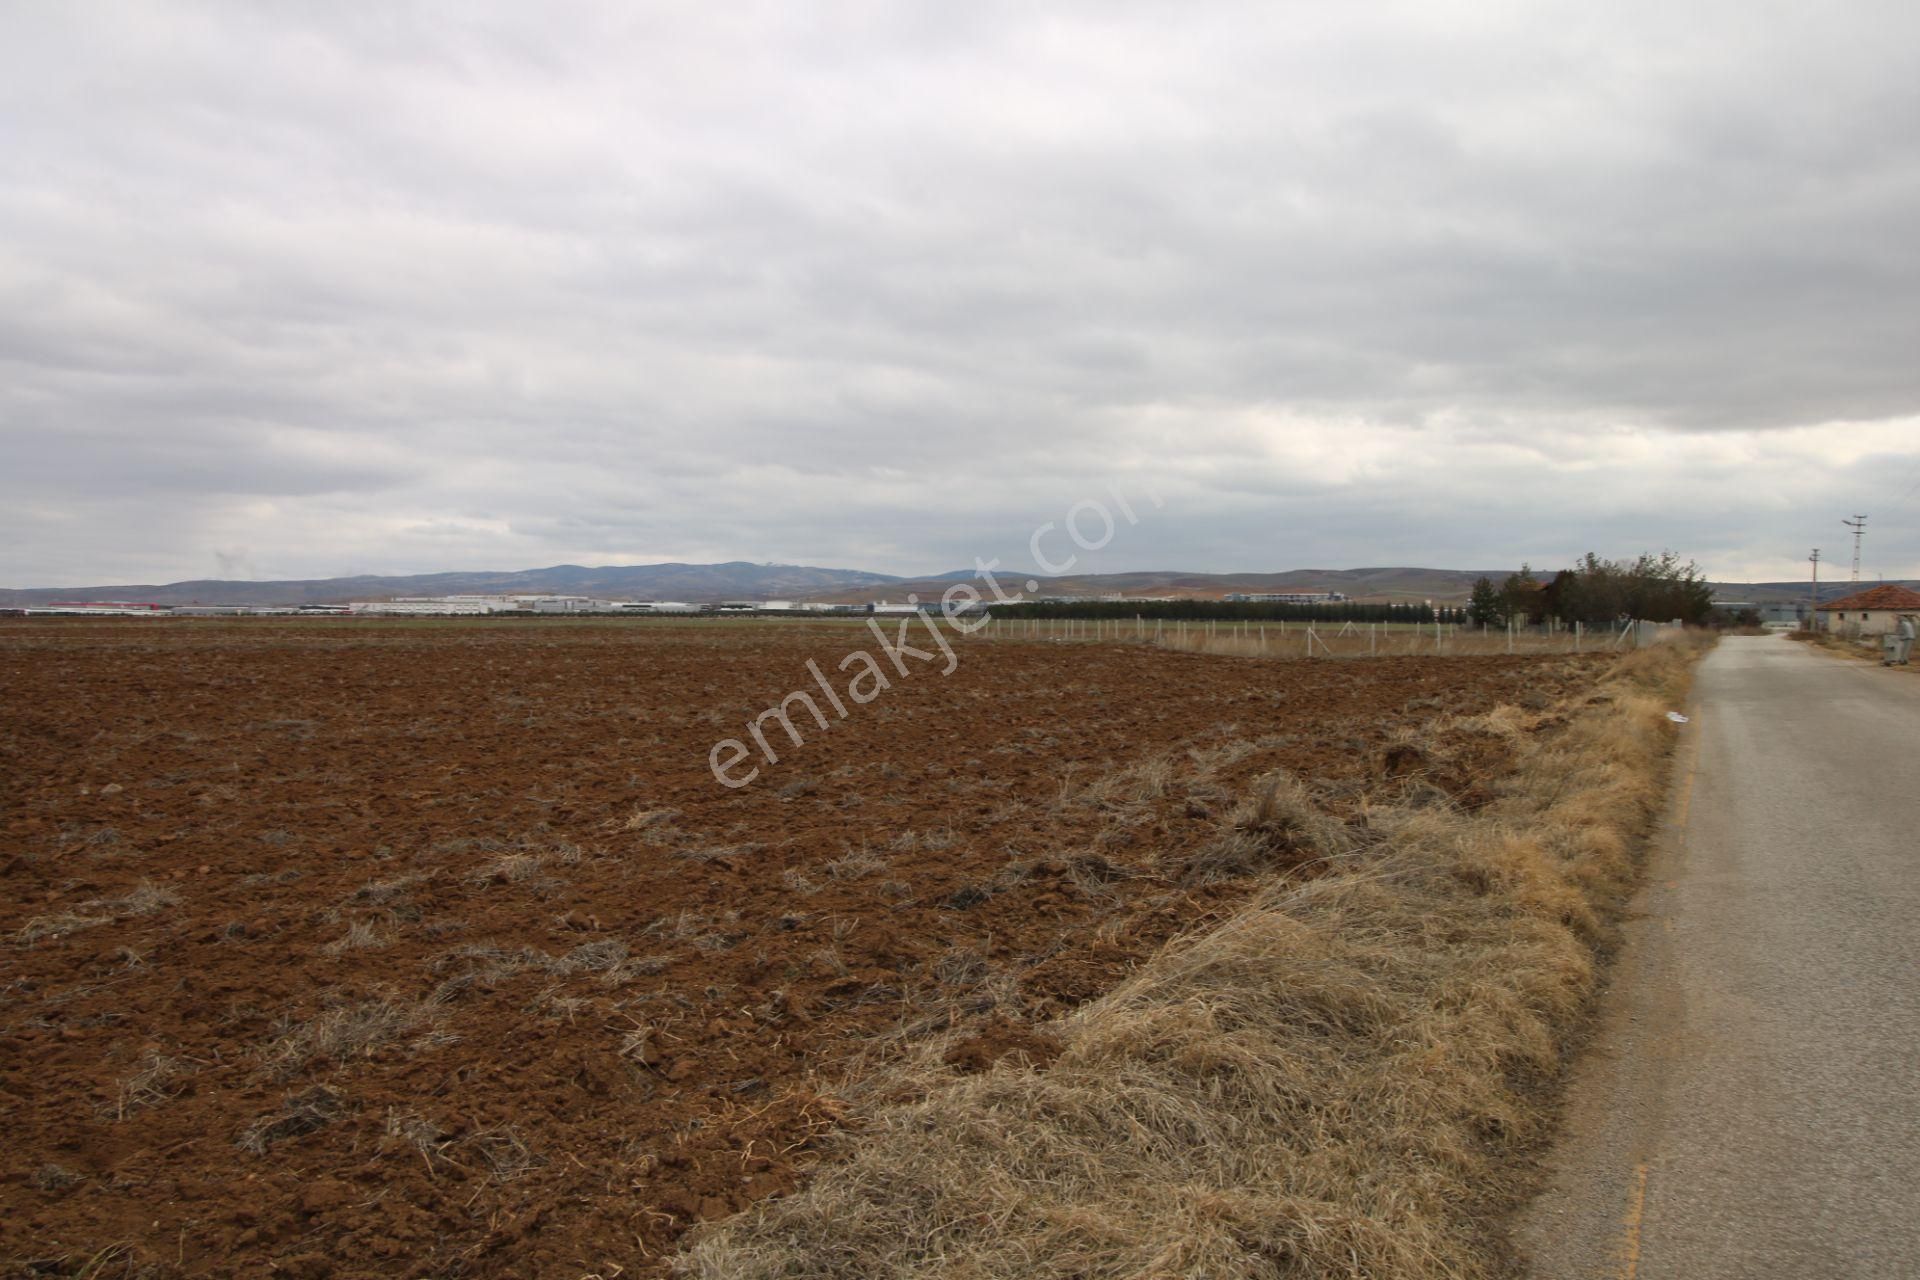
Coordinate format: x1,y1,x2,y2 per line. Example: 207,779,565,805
1613,711,1694,1273
1619,1162,1650,1279
1674,714,1701,830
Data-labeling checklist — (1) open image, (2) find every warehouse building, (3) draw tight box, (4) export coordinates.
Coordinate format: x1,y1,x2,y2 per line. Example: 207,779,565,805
346,595,713,616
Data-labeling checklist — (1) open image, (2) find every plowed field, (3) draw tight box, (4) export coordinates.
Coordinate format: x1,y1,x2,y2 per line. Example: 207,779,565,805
0,620,1609,1278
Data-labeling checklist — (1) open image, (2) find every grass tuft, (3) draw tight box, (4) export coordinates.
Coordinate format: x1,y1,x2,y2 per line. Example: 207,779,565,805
86,878,181,918
323,918,394,953
262,995,437,1078
110,1052,193,1119
1174,772,1348,885
237,1085,346,1154
13,913,112,945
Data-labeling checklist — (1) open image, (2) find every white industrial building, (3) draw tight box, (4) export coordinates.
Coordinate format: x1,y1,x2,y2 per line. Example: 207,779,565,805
346,595,711,616
1222,591,1352,604
23,601,168,616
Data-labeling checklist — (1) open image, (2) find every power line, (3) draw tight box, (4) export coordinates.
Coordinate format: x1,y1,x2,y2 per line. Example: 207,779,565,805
1843,514,1868,582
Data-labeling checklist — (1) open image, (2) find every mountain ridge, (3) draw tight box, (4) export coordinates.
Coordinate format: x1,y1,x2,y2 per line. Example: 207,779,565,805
4,561,1907,608
0,561,901,607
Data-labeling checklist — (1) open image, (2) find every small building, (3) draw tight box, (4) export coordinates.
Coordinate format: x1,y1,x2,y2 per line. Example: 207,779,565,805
1816,584,1920,636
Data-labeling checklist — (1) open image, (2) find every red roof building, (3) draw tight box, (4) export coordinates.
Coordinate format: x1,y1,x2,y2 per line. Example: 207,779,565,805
1816,584,1920,635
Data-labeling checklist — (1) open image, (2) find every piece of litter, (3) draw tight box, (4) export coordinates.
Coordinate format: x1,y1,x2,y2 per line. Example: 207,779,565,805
1666,712,1690,724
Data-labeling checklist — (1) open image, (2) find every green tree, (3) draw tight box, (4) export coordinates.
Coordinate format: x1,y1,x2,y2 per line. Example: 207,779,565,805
1499,562,1542,625
1550,551,1714,626
1466,575,1506,628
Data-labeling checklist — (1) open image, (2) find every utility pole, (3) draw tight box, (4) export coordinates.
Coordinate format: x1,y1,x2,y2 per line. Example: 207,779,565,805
1808,548,1821,631
1843,514,1868,583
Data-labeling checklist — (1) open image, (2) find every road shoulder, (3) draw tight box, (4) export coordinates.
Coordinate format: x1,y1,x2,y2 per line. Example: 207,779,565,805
1511,685,1702,1279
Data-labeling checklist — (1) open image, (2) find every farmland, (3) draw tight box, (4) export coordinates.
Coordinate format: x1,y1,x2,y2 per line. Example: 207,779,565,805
1,619,1612,1278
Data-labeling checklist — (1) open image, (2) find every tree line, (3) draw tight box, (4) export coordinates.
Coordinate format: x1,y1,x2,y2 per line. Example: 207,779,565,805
1466,551,1715,629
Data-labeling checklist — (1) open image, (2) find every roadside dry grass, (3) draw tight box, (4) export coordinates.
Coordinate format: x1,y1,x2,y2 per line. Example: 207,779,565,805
1787,627,1913,671
678,635,1708,1280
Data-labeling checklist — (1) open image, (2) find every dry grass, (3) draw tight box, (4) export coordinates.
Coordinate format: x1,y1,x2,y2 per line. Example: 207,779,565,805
1174,773,1353,886
459,1125,546,1182
469,851,543,884
1788,627,1891,663
12,913,112,945
351,872,429,905
262,995,440,1079
237,1085,345,1154
678,636,1708,1280
110,1052,194,1119
96,878,182,916
323,918,394,953
370,1106,545,1182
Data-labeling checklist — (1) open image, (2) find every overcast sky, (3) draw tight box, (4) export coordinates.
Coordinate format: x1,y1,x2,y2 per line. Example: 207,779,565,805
3,1,1918,588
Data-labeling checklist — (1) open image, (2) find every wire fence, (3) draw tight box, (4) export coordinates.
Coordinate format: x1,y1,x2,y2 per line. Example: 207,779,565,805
957,613,1664,658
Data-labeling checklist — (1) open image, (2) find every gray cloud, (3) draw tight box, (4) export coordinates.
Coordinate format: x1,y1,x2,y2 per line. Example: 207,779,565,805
2,0,1918,588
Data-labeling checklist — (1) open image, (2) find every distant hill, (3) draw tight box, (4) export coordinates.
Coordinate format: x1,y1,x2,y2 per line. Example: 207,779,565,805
0,561,903,608
0,563,1510,608
837,566,1511,605
11,561,1904,610
1710,580,1920,605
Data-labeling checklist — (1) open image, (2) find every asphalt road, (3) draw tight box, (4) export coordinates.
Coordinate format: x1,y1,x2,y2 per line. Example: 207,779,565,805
1519,635,1920,1280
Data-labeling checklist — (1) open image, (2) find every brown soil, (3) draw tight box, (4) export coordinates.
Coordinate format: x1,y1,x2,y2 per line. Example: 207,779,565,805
0,619,1609,1278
